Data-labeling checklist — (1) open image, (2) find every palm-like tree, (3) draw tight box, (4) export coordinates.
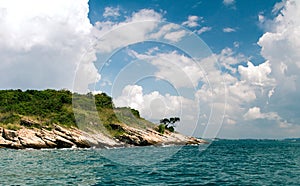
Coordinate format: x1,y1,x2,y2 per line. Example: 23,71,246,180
160,117,180,128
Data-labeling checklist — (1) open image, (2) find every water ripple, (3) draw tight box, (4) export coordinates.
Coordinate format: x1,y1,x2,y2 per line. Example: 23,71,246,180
0,140,300,185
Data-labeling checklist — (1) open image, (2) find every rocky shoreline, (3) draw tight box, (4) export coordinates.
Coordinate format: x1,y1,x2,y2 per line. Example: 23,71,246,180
0,123,207,149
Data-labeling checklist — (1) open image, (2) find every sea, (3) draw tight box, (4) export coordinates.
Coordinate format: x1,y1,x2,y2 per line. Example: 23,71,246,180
1,139,300,185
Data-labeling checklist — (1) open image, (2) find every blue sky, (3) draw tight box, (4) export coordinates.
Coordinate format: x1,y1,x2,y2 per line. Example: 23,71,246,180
88,0,278,63
0,0,300,139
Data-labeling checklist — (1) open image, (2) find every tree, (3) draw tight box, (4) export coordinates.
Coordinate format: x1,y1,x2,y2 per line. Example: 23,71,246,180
94,93,113,109
160,118,170,125
159,117,180,133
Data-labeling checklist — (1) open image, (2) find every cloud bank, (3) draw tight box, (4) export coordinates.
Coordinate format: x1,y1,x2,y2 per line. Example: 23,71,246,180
0,0,99,91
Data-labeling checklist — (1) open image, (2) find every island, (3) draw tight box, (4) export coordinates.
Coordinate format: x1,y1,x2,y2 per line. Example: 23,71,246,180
0,89,207,149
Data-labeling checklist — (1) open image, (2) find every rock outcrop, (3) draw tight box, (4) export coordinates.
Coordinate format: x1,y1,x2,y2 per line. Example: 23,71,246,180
0,123,207,149
115,124,207,146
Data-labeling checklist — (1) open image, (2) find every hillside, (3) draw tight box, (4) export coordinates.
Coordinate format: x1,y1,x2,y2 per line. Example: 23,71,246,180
0,89,206,149
0,89,153,133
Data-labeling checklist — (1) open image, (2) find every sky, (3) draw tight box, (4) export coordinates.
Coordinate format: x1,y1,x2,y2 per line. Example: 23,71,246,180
0,0,300,139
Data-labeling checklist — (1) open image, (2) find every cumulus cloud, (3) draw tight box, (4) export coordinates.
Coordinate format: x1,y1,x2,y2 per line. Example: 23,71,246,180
243,107,293,129
0,0,99,92
238,61,275,87
125,48,274,132
128,50,205,88
218,47,246,73
258,1,300,71
163,30,187,42
93,9,163,53
197,26,212,35
194,46,278,133
103,7,120,18
114,85,194,120
121,44,279,137
201,0,300,137
244,107,279,120
109,0,300,138
93,9,187,54
182,15,201,28
257,0,300,126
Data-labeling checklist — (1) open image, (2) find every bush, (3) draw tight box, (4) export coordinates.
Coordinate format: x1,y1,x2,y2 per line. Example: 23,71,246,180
131,109,140,118
158,124,165,134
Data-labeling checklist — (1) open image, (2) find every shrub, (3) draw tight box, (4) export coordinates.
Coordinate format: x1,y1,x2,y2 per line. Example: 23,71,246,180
158,124,165,134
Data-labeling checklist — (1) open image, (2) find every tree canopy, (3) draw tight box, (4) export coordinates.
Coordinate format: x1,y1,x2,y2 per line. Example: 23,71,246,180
159,117,180,127
0,89,141,129
159,117,180,133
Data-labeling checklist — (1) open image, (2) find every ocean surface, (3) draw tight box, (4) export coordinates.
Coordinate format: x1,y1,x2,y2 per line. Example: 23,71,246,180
1,139,300,185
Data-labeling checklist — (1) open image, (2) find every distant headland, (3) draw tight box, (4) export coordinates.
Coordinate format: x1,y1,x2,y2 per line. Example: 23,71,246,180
0,89,207,149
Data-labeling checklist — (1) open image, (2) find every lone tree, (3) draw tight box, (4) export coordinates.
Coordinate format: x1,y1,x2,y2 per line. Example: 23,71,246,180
158,117,180,133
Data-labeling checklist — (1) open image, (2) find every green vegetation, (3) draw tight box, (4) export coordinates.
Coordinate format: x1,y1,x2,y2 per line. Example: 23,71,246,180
158,117,180,134
0,89,155,136
0,89,75,128
158,124,165,134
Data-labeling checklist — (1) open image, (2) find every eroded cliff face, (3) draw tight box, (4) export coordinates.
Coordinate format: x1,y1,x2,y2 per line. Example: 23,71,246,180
0,122,207,149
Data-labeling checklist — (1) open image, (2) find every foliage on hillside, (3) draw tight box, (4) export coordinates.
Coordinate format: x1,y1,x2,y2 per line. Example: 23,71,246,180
0,89,154,134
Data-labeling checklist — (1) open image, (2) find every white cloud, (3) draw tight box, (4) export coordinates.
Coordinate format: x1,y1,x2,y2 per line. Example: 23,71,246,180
0,0,99,92
149,23,180,39
129,50,205,88
244,107,276,120
258,1,300,71
93,9,186,53
197,26,212,35
218,47,246,73
108,0,300,138
258,0,300,123
124,44,282,137
244,107,265,120
126,44,286,137
114,85,197,126
194,46,279,133
223,27,236,33
130,9,162,22
103,7,120,18
272,1,286,14
238,61,275,87
163,30,187,42
219,48,244,65
182,15,201,28
258,14,265,23
223,0,235,6
92,90,103,95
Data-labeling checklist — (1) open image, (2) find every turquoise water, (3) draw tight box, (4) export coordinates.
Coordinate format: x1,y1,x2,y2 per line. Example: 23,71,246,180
1,140,300,185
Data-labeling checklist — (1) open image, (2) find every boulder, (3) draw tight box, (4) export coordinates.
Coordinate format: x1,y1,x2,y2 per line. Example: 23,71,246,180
54,136,75,148
0,128,23,149
17,129,48,149
2,128,19,142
